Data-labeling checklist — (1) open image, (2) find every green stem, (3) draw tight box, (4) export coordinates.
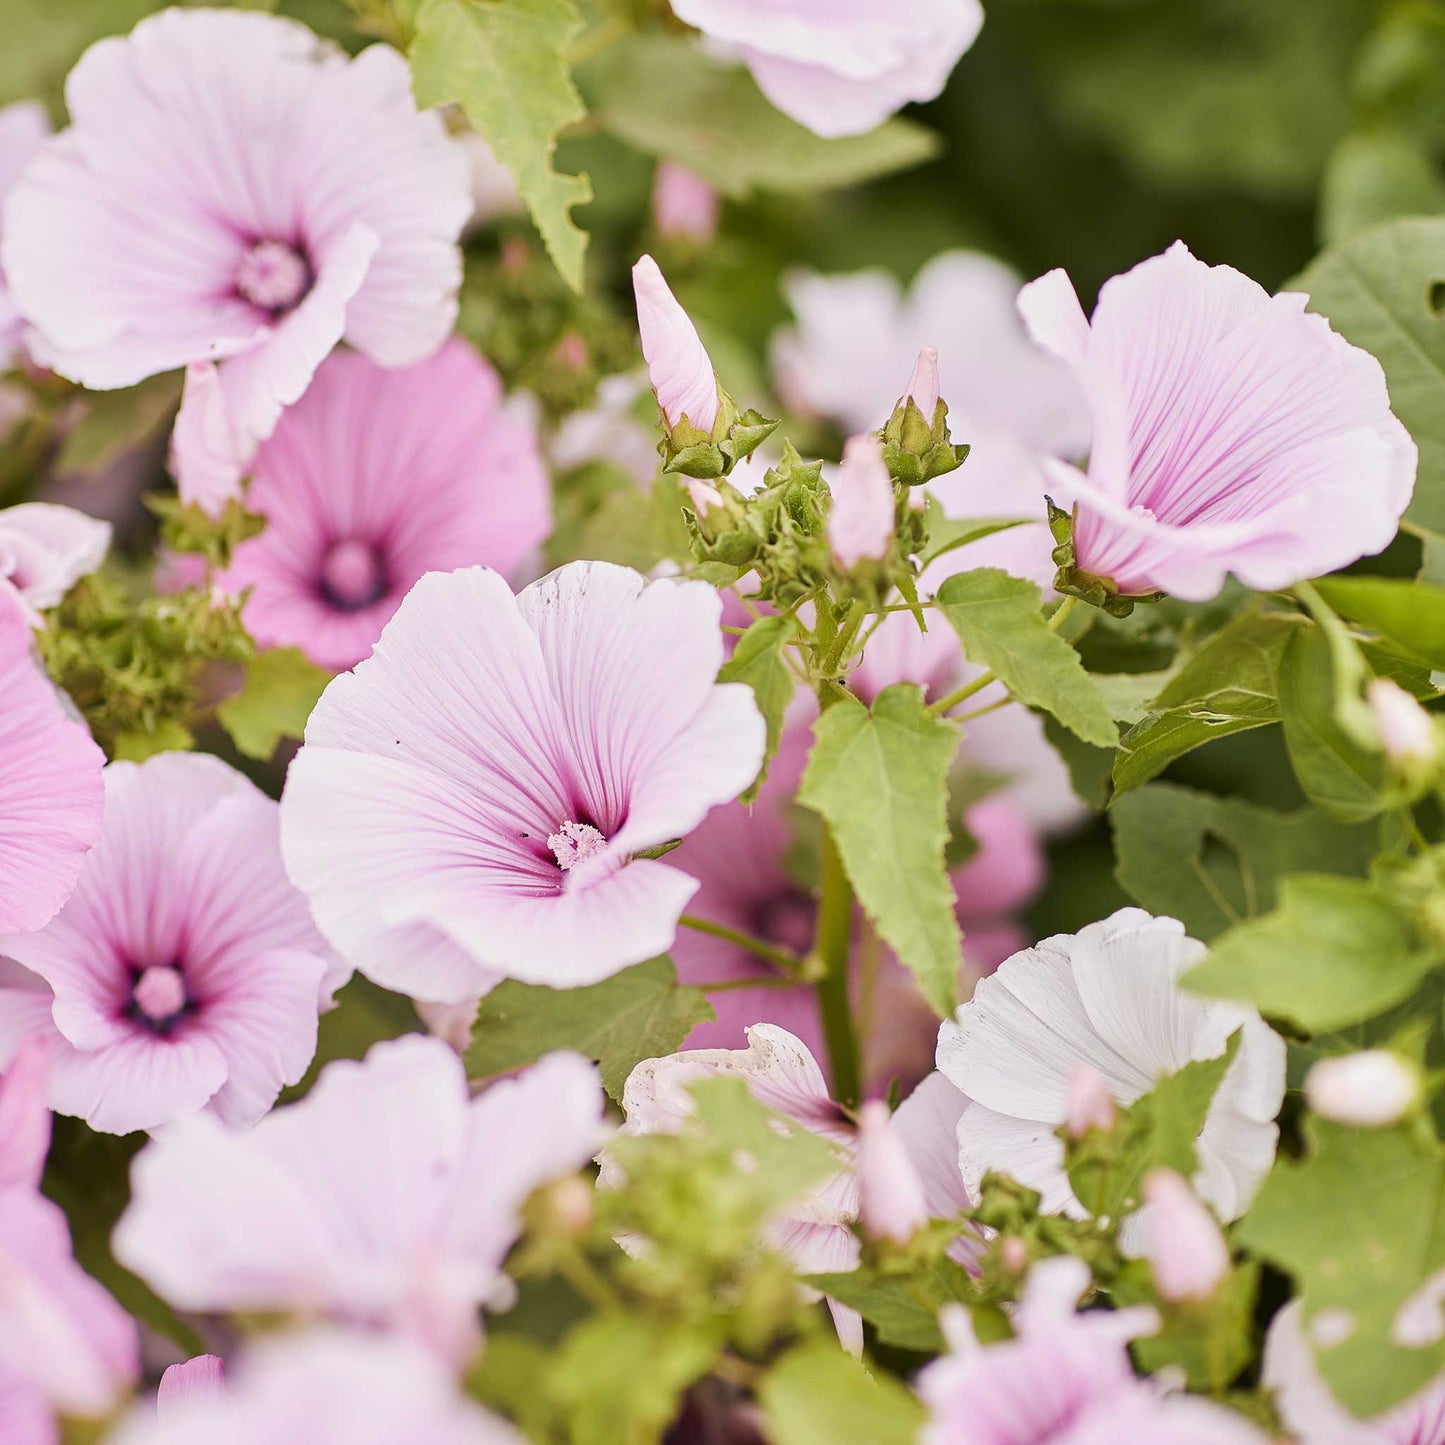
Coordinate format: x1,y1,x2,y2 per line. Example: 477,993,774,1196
691,974,802,993
814,825,862,1106
1048,595,1080,632
952,694,1013,725
822,597,868,676
679,914,803,976
925,668,997,718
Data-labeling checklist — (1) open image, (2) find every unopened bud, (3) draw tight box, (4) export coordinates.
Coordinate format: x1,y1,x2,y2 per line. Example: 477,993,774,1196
999,1235,1029,1275
1140,1169,1228,1303
855,1100,929,1244
632,253,719,434
651,161,720,244
880,346,966,486
827,434,894,571
904,346,940,418
1305,1050,1420,1127
1064,1063,1115,1138
170,360,249,519
1368,678,1439,769
685,479,725,518
537,1175,596,1238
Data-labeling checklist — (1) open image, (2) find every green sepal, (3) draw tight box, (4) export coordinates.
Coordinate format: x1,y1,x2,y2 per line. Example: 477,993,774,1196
880,396,969,486
658,380,780,479
1046,497,1164,619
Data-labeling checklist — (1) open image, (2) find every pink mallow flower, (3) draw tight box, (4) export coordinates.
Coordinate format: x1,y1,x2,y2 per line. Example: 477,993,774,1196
110,1331,521,1445
2,9,470,453
670,0,983,139
0,503,111,626
632,254,719,432
216,341,550,672
280,562,766,1002
0,593,104,936
0,1038,51,1189
918,1256,1267,1444
0,102,49,368
113,1037,605,1367
1018,241,1418,601
169,361,249,520
828,434,895,570
0,751,339,1135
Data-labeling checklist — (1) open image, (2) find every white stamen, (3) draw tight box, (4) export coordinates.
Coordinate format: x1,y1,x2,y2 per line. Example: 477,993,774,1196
236,239,312,314
548,821,607,871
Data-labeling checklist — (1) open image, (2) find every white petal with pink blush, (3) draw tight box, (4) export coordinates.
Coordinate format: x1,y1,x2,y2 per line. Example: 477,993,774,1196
0,503,110,624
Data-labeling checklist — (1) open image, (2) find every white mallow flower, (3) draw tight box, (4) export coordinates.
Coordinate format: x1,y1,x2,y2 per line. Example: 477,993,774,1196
937,908,1286,1222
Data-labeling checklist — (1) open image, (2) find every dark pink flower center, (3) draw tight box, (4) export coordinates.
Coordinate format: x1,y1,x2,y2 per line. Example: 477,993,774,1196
128,964,191,1034
548,821,608,872
235,239,313,315
320,538,388,612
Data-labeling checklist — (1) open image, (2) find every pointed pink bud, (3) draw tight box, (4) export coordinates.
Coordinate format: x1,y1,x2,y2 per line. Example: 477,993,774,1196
905,345,940,417
685,479,725,517
652,162,720,244
158,1355,226,1417
632,254,719,433
855,1100,930,1243
828,435,894,570
1064,1063,1115,1138
170,361,249,518
0,1037,52,1189
1141,1169,1229,1302
1367,678,1438,768
1305,1050,1419,1127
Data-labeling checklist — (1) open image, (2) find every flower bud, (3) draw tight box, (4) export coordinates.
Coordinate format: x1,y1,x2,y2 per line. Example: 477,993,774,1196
1064,1063,1115,1138
905,345,940,418
158,1355,226,1417
685,479,725,518
1305,1050,1420,1127
170,360,249,519
632,253,719,434
1140,1169,1229,1303
651,161,719,244
828,435,894,571
1368,678,1439,769
855,1100,929,1244
880,346,967,486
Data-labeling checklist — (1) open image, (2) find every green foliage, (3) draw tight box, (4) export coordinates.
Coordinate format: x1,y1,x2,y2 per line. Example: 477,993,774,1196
718,614,796,800
1112,784,1378,941
935,569,1117,747
916,507,1028,568
1237,1120,1445,1415
1313,575,1445,670
464,956,715,1101
410,0,592,290
1185,875,1437,1031
1320,129,1445,245
798,687,961,1017
53,373,182,479
759,1342,926,1445
215,647,332,760
806,1254,974,1352
581,36,940,200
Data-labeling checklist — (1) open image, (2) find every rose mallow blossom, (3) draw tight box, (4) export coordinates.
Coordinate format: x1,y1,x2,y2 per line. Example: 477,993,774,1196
0,592,104,936
109,1331,521,1445
670,0,983,139
113,1037,605,1366
216,341,550,672
632,254,719,432
828,434,895,570
856,1098,931,1243
2,8,470,453
938,908,1286,1223
918,1256,1268,1445
0,102,49,367
0,503,111,625
169,361,249,520
0,751,339,1135
1018,241,1418,601
280,561,765,1001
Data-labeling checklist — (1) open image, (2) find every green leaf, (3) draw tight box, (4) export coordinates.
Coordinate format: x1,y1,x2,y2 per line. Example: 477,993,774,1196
1118,1259,1261,1392
1185,875,1435,1031
1313,575,1445,670
1297,216,1445,546
112,718,194,762
410,0,592,291
718,614,796,801
54,372,183,479
464,956,715,1101
1112,784,1378,942
1113,612,1301,796
215,647,332,761
797,687,961,1017
1236,1121,1445,1416
0,0,155,107
581,35,939,199
806,1256,974,1352
760,1342,926,1445
935,569,1116,748
919,507,1030,567
1320,130,1445,246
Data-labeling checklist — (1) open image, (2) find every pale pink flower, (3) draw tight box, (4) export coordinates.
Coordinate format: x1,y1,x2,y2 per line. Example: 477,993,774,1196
918,1256,1266,1445
169,362,248,519
280,562,765,1001
110,1331,521,1445
114,1037,605,1366
1305,1050,1420,1128
0,751,338,1134
1063,1063,1116,1139
3,9,469,452
158,1356,226,1417
216,342,550,672
1367,679,1439,770
939,909,1286,1223
1019,241,1417,601
1138,1169,1229,1303
1265,1301,1445,1445
906,345,942,417
0,594,104,936
651,162,720,243
672,0,982,138
0,102,48,368
632,254,719,432
856,1098,930,1243
0,503,110,625
828,434,894,569
0,1038,50,1189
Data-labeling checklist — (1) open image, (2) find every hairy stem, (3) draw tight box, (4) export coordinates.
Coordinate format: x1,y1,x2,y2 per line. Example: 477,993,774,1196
814,825,862,1107
679,914,803,977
